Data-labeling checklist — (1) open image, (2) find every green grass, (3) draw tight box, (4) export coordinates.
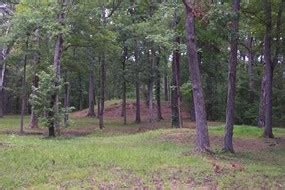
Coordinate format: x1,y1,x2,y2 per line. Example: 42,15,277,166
0,115,29,130
209,125,285,138
0,116,284,189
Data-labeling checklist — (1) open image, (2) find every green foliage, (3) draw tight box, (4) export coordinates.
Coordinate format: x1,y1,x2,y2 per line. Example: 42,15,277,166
29,66,73,128
1,0,285,127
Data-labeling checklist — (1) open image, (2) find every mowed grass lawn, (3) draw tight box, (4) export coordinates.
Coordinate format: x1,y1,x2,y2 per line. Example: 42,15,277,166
0,116,285,189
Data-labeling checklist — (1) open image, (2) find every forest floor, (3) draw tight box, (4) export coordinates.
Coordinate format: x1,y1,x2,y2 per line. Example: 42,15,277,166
0,100,285,189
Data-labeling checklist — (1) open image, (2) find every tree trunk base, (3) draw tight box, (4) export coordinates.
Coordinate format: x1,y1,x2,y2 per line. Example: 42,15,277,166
263,133,274,139
194,146,212,154
49,126,55,137
222,147,235,154
99,115,104,129
86,112,96,117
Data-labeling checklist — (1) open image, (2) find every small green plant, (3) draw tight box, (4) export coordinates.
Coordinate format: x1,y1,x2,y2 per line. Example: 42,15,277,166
29,66,74,136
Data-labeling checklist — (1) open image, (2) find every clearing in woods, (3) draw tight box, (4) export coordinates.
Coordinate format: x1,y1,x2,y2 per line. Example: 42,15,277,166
0,100,284,189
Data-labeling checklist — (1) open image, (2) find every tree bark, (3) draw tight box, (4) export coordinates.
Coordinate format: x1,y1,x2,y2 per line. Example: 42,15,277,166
224,0,240,153
63,74,70,126
183,0,210,152
190,93,196,121
87,59,96,117
53,33,64,136
148,80,154,123
135,81,141,123
0,88,3,117
0,56,5,118
246,36,255,102
52,0,66,136
77,73,84,110
29,78,39,129
0,25,11,118
171,37,182,128
29,29,40,128
263,0,274,138
134,44,141,124
147,49,155,123
121,46,128,124
155,53,163,121
0,48,9,118
97,57,101,119
272,0,284,68
259,0,283,134
164,73,169,102
20,40,28,134
258,71,266,128
99,55,106,129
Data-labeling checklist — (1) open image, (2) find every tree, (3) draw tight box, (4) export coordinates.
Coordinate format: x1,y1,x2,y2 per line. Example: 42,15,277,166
30,67,73,137
20,37,29,134
171,5,183,128
87,56,96,117
155,51,163,121
183,0,210,152
223,0,240,153
262,0,273,138
0,2,13,118
51,0,67,136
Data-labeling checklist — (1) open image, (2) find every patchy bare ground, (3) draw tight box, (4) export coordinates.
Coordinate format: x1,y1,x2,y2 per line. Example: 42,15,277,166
72,101,190,119
161,130,285,152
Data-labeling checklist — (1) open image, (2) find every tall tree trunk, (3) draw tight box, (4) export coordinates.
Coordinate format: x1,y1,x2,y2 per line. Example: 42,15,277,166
63,74,70,126
183,0,210,152
121,46,128,124
224,0,240,153
258,72,266,128
20,41,28,134
52,0,66,136
148,80,154,123
135,81,141,123
134,44,141,123
99,55,106,129
259,0,283,133
0,59,5,118
263,0,274,138
97,57,101,119
29,29,40,128
0,87,3,118
164,73,169,102
53,33,64,136
171,3,183,128
129,1,141,123
190,93,196,121
0,25,11,118
78,74,83,110
262,0,284,129
0,49,8,118
148,49,155,123
29,76,39,129
156,53,163,121
87,60,96,117
272,0,284,69
48,94,56,137
171,37,182,128
246,36,255,102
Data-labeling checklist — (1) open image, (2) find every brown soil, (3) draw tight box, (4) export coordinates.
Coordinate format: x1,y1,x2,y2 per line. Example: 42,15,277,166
162,130,285,152
71,101,190,119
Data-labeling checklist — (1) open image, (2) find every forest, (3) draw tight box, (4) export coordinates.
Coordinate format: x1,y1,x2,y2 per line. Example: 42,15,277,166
0,0,285,189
